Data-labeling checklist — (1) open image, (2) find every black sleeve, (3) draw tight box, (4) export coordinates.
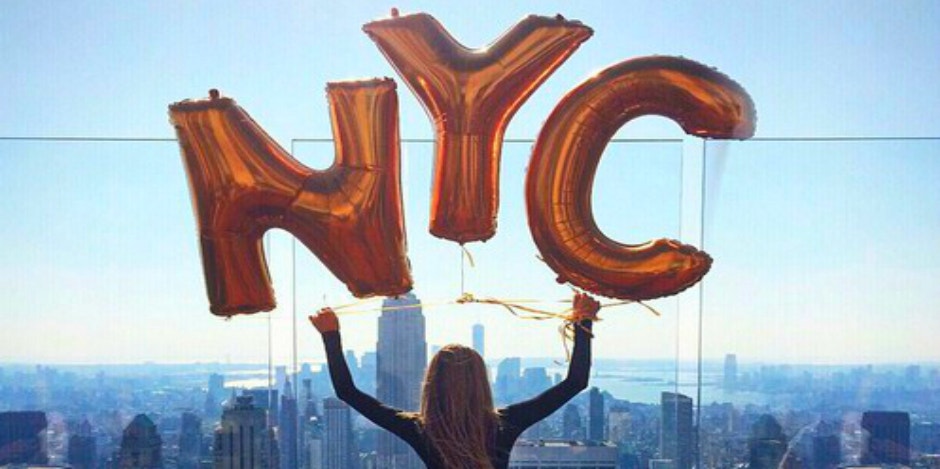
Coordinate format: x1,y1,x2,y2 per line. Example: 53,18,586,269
322,331,421,441
500,320,593,430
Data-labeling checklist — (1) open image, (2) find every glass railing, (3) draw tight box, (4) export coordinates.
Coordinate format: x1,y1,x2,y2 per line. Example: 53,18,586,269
1,136,937,468
697,138,940,469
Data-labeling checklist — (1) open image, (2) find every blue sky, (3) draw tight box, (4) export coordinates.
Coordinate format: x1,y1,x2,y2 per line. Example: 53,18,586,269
1,1,939,365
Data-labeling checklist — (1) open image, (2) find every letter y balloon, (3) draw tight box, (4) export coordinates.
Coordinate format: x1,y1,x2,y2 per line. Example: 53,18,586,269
364,11,592,244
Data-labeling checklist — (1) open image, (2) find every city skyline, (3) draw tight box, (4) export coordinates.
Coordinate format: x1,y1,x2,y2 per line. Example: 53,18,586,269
3,355,938,468
2,1,940,366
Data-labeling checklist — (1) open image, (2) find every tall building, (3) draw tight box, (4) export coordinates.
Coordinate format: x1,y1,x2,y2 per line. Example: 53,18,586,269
68,419,96,469
280,379,299,469
495,357,522,404
276,366,288,395
304,415,324,469
178,412,202,469
323,398,356,469
748,414,787,469
509,440,617,468
376,292,426,469
913,421,940,455
607,403,632,445
0,411,48,466
723,354,738,391
245,388,280,419
562,404,583,440
206,373,226,417
861,411,910,466
589,387,605,442
472,323,485,358
360,352,378,395
213,395,277,469
810,421,840,469
522,367,551,397
301,378,320,469
119,414,163,468
660,392,693,469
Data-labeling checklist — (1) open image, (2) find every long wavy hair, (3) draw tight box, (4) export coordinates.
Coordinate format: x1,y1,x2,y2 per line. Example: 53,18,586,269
418,344,499,469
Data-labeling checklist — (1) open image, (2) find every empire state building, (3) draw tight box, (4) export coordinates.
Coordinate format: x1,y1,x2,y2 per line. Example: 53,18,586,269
376,292,427,469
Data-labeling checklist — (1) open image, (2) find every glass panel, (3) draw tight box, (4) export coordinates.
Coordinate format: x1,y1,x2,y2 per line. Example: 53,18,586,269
278,138,687,467
0,139,276,467
701,138,940,468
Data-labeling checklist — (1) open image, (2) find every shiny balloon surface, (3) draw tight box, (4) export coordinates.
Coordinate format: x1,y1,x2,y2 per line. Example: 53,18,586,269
526,56,756,300
364,12,592,243
170,79,411,316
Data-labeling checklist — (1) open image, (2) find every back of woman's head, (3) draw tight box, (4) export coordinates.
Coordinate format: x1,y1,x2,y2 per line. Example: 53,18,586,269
420,344,497,469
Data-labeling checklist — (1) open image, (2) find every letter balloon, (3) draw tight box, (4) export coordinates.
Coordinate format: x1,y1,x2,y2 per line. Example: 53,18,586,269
170,79,411,316
364,11,592,243
526,56,756,300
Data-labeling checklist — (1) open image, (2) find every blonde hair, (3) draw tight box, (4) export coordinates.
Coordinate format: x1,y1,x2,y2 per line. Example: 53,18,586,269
419,344,498,469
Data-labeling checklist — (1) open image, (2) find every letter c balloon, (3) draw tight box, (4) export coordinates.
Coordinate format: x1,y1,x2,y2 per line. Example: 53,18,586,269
526,56,756,300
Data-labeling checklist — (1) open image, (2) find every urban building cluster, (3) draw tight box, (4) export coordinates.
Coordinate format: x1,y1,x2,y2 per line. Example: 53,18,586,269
1,295,938,468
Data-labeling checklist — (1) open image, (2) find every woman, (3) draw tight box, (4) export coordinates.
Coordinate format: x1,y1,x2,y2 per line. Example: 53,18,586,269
309,293,600,469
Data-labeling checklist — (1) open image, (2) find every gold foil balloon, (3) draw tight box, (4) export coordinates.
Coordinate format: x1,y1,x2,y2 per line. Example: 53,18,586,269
364,11,593,243
170,79,412,317
526,56,756,300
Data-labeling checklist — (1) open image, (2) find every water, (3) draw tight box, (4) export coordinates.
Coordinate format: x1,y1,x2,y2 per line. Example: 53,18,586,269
223,362,772,407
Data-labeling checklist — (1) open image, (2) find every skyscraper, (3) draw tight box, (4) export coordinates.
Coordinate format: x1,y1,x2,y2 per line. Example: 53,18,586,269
119,414,163,468
213,395,277,469
206,373,226,417
280,379,299,469
472,323,485,358
0,411,48,466
245,388,280,418
810,421,840,469
495,357,522,404
305,416,324,469
589,387,605,442
660,392,693,469
301,378,320,469
360,352,378,395
303,379,319,421
562,404,583,440
68,419,96,469
723,354,738,391
861,411,910,466
178,412,202,469
607,404,631,446
748,414,787,469
377,292,427,469
522,367,551,397
323,397,356,469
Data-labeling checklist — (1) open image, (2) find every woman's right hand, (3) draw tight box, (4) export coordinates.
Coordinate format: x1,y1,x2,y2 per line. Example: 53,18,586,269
309,307,340,334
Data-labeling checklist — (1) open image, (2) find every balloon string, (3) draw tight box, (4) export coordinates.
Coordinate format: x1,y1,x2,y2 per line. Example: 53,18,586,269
461,245,476,268
459,244,476,297
328,294,660,318
325,292,659,363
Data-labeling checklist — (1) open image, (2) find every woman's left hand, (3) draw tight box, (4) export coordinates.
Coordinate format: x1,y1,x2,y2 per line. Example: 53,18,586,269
309,307,340,334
